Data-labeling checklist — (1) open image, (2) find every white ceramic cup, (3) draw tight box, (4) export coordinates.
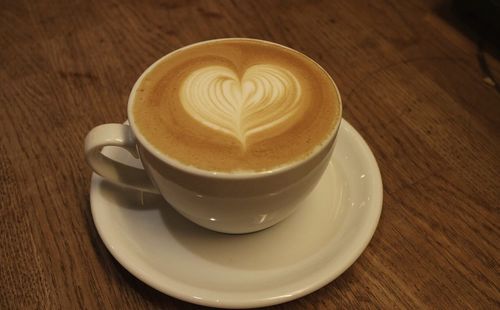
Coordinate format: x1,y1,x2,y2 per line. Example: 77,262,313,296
85,39,342,234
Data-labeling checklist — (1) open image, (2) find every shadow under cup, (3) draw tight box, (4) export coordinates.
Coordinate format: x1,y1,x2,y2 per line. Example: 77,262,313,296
135,129,339,234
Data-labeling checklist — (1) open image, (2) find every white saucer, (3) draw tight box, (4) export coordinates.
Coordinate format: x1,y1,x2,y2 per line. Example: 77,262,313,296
90,119,383,308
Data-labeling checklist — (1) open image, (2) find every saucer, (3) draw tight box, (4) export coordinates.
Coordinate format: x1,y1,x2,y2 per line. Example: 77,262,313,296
90,119,383,308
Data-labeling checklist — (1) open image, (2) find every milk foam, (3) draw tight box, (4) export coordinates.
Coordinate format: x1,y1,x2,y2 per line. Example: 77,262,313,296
180,64,302,147
134,39,341,172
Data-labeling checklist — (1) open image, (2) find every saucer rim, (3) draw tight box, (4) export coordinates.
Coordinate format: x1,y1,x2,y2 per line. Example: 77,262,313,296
90,118,383,308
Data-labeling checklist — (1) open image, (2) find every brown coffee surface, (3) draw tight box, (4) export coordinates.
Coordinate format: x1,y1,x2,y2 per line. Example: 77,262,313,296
133,39,340,172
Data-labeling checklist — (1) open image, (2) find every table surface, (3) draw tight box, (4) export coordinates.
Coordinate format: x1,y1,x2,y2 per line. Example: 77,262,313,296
1,0,499,308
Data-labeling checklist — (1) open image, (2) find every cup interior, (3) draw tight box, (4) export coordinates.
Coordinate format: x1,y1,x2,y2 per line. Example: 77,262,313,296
127,38,342,180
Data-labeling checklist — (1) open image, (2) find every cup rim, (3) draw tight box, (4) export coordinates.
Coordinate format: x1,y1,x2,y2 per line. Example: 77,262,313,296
127,37,342,180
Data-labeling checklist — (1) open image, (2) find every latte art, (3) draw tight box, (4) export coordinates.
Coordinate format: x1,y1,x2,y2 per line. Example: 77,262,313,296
133,39,341,172
180,64,302,147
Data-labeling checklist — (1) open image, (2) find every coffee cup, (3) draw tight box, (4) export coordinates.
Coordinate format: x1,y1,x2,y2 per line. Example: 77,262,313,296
85,38,342,233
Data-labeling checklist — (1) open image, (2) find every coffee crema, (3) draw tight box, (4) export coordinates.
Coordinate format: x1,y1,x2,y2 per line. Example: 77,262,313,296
133,39,341,172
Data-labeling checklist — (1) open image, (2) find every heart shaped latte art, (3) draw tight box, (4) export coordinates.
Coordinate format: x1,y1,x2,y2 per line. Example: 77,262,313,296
180,64,302,147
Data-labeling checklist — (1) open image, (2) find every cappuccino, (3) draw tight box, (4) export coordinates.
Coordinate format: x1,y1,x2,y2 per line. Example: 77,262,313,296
133,39,340,172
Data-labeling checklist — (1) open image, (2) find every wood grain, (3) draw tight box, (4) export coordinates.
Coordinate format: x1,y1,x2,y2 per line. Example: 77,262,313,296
1,0,499,308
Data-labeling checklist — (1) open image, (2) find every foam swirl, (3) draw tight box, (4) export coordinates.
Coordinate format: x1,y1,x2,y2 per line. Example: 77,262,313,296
180,64,302,147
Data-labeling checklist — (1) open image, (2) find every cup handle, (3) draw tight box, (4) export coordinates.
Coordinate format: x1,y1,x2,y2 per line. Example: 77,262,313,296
85,123,159,193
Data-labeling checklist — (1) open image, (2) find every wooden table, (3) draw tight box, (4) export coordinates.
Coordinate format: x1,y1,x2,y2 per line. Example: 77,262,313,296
1,0,499,308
